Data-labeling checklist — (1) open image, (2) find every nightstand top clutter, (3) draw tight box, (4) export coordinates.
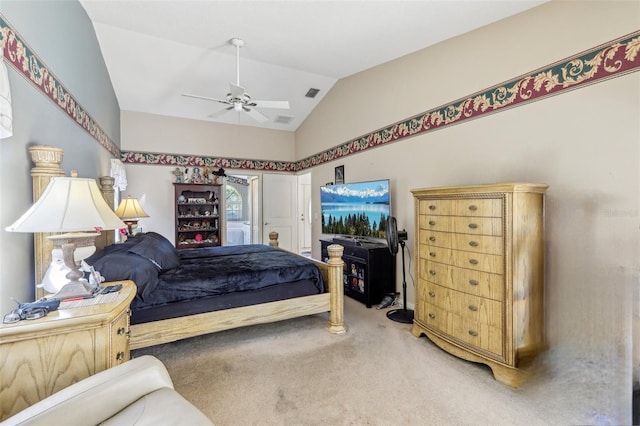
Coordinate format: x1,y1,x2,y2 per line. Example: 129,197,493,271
0,280,135,339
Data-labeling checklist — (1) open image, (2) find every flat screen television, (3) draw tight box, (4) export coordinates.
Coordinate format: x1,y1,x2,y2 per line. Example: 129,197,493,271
320,179,390,239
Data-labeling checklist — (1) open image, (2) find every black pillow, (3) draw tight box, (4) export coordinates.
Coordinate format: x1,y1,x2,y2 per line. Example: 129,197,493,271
128,235,180,271
85,235,141,264
89,251,160,302
144,232,177,251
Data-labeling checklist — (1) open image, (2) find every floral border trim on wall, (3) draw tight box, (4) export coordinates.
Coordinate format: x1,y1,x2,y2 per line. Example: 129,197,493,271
293,30,640,171
0,14,119,157
120,151,297,172
123,30,640,172
2,9,637,170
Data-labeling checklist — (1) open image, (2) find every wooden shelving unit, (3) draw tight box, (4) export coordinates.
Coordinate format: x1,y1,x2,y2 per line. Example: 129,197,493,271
174,183,223,249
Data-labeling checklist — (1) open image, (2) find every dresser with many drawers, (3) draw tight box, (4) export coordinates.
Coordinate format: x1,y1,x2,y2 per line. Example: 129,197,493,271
411,183,548,387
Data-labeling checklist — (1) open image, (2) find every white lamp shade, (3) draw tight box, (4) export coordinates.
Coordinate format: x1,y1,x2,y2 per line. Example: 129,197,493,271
115,196,150,220
6,177,126,233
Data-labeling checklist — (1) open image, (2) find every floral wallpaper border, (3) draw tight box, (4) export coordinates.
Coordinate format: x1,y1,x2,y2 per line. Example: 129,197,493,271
123,30,640,172
0,14,119,157
120,151,298,172
294,31,640,172
2,9,638,170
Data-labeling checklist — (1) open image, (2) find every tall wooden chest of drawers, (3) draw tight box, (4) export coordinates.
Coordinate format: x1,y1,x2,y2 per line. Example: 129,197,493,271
411,183,548,387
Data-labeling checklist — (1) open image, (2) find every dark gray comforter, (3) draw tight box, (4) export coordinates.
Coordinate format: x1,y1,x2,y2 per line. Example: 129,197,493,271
86,233,324,310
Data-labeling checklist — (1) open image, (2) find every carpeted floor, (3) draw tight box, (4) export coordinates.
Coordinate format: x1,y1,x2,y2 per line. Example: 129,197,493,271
133,297,622,425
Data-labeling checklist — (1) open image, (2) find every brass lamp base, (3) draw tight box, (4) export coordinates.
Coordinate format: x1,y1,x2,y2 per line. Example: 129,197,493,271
122,220,139,236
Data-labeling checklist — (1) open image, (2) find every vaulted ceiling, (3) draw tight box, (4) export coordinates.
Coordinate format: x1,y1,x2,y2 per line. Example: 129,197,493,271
80,1,547,131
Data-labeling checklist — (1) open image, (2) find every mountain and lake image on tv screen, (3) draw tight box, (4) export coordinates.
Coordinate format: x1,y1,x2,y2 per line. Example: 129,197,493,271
320,179,390,238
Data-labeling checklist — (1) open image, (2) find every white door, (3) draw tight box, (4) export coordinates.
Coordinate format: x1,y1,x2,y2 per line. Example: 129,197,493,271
297,173,312,253
262,173,298,252
251,176,260,244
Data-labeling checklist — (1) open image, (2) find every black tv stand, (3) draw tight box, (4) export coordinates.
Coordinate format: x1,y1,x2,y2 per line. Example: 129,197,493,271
320,237,395,308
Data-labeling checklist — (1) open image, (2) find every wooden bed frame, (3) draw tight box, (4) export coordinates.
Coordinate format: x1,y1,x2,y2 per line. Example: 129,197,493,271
28,149,346,350
128,233,347,350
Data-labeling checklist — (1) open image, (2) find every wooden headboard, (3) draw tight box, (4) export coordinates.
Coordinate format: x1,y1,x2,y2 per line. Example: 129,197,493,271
30,145,116,299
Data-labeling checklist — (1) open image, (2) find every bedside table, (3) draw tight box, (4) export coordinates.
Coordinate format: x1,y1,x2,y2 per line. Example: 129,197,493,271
0,280,136,420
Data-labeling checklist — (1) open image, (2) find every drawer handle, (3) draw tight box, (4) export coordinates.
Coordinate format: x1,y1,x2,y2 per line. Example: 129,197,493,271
468,305,478,312
428,291,436,297
429,220,436,226
468,330,478,337
117,327,126,335
469,279,479,286
429,205,436,210
469,241,478,247
468,205,478,211
468,223,478,229
429,270,436,276
429,252,436,257
428,313,436,319
469,259,478,265
429,236,436,242
116,352,125,361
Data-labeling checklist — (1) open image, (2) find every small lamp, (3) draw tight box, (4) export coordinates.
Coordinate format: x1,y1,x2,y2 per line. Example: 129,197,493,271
115,195,150,236
6,177,126,298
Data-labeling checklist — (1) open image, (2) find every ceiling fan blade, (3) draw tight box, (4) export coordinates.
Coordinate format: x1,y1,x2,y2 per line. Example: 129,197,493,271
244,107,269,123
229,83,245,98
182,93,230,105
208,106,234,118
252,100,290,109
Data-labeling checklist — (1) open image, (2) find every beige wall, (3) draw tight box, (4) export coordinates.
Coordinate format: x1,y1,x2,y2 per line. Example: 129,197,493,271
117,1,638,421
120,111,295,244
296,1,637,156
294,1,638,422
122,111,295,159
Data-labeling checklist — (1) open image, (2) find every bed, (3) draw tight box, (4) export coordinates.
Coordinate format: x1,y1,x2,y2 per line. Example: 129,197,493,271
86,232,346,349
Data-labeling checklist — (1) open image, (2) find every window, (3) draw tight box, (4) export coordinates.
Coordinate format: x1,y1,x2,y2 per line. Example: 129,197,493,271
226,186,242,220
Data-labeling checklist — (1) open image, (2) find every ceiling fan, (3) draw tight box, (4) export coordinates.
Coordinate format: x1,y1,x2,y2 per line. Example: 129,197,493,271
182,38,290,123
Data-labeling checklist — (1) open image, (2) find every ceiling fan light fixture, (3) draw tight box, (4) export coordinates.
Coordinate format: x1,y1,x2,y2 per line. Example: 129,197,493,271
182,36,290,124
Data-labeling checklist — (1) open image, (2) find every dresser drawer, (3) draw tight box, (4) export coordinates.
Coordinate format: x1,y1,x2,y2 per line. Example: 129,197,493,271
420,229,453,248
420,198,502,217
420,301,503,357
418,301,449,333
420,259,504,301
110,309,130,366
0,281,136,420
419,215,503,236
421,281,502,328
420,245,504,274
420,230,503,255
